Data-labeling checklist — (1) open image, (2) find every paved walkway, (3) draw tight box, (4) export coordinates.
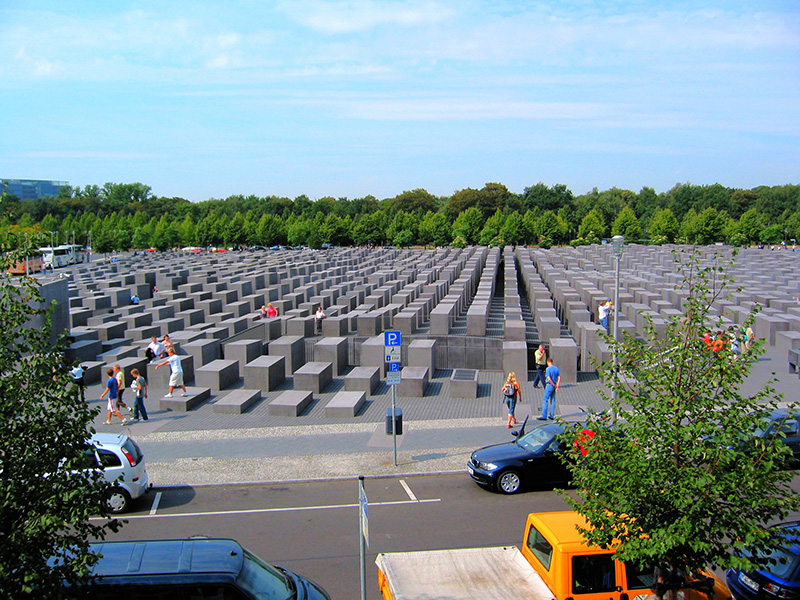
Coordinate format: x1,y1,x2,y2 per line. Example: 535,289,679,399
86,345,799,487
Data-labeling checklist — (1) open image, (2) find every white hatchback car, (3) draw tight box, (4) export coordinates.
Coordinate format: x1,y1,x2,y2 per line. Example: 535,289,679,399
88,432,151,513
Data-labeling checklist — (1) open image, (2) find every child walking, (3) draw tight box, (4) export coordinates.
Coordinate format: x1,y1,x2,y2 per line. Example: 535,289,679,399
99,368,128,424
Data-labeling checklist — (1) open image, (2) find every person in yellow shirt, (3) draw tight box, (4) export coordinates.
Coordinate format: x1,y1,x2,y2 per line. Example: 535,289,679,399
532,345,547,388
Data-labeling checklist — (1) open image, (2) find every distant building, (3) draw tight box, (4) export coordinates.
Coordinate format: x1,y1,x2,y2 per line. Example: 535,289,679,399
1,179,69,200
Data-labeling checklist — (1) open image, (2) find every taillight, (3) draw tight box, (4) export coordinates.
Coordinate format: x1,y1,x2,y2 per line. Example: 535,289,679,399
121,448,136,467
765,583,796,599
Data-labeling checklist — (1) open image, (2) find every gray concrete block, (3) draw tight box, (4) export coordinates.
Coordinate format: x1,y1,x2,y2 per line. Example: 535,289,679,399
159,386,210,411
503,341,527,379
549,338,578,385
269,390,313,417
269,335,306,376
223,339,263,366
450,368,478,398
344,366,380,396
504,319,526,341
292,361,333,394
196,359,240,392
213,388,261,414
325,391,366,417
314,336,348,376
408,338,437,374
243,355,286,391
398,366,429,397
183,338,221,368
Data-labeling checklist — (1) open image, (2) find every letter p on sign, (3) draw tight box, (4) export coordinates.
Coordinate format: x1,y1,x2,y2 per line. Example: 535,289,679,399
384,330,402,347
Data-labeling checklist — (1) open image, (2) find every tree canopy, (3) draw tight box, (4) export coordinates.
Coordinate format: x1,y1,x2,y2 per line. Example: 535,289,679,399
0,243,122,596
560,249,799,596
2,179,799,251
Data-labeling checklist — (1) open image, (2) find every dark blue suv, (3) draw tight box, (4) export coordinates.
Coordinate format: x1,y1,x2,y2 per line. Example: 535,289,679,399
727,522,800,600
80,538,331,599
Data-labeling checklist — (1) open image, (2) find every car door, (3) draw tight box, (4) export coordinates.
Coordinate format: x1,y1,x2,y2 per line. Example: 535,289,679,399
620,560,657,600
532,433,570,486
570,553,624,600
777,418,800,464
97,448,125,486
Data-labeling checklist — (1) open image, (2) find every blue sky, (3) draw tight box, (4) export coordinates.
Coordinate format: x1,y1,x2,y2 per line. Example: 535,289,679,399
1,1,798,202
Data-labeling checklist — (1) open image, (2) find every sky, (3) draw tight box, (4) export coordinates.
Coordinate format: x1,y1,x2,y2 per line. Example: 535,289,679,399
1,1,799,203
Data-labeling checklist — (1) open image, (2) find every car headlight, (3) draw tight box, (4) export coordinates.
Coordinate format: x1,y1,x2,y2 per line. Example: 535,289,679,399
478,462,498,471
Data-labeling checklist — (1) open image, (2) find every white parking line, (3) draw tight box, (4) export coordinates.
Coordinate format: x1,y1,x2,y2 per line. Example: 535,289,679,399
93,498,440,521
399,479,418,502
149,491,162,515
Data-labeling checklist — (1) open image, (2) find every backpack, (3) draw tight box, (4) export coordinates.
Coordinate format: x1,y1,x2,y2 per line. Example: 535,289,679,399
503,383,515,397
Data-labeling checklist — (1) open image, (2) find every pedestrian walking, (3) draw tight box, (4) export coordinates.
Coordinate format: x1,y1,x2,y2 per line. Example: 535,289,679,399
502,372,522,429
129,368,148,421
598,300,612,333
314,306,326,334
70,364,85,402
743,326,755,354
539,358,561,421
532,345,547,388
113,364,131,414
155,348,188,397
99,368,128,425
266,303,278,317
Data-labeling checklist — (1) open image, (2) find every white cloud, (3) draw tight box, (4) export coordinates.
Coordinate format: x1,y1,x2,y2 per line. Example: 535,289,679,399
22,151,157,160
338,96,609,120
275,0,454,34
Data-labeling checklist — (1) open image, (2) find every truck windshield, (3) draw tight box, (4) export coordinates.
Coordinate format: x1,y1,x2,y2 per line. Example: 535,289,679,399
237,549,294,600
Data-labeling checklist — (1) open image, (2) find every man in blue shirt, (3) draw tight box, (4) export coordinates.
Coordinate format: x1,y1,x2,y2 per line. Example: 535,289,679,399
539,358,561,420
99,368,128,425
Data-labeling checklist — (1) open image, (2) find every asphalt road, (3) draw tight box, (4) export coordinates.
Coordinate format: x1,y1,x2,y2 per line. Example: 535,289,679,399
103,472,574,600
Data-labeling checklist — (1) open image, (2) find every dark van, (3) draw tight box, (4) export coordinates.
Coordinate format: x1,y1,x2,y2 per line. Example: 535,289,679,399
79,538,330,599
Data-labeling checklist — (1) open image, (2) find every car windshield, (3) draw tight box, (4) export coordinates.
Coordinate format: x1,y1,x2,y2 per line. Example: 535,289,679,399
743,546,800,580
237,549,294,600
516,425,558,453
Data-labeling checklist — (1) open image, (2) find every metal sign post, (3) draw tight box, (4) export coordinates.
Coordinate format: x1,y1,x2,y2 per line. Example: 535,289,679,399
385,331,402,467
391,383,398,466
358,475,368,600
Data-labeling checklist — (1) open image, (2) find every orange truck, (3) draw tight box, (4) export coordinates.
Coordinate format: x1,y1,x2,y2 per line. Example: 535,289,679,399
375,510,732,600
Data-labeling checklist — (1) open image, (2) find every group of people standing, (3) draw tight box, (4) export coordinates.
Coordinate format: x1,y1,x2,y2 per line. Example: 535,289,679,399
259,303,278,319
258,303,326,334
99,363,148,424
145,335,175,362
502,344,561,427
92,332,189,426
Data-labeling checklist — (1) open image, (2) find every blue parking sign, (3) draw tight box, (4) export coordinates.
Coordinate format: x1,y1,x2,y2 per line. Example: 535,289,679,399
384,330,402,347
388,362,400,372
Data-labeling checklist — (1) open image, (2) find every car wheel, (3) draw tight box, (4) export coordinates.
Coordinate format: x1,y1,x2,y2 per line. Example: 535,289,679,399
105,487,131,514
497,470,522,494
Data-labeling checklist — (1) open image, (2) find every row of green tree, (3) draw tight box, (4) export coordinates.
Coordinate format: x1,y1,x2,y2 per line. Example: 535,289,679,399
2,181,799,251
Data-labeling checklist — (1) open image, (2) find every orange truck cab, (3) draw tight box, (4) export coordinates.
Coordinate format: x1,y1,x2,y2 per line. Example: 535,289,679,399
522,511,732,600
375,511,732,600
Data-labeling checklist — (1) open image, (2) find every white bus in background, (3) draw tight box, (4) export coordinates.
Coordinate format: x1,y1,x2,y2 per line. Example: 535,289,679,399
39,244,87,269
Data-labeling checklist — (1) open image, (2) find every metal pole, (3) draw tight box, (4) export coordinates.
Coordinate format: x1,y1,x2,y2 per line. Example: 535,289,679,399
391,384,397,467
359,475,367,600
613,254,620,362
612,241,622,403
